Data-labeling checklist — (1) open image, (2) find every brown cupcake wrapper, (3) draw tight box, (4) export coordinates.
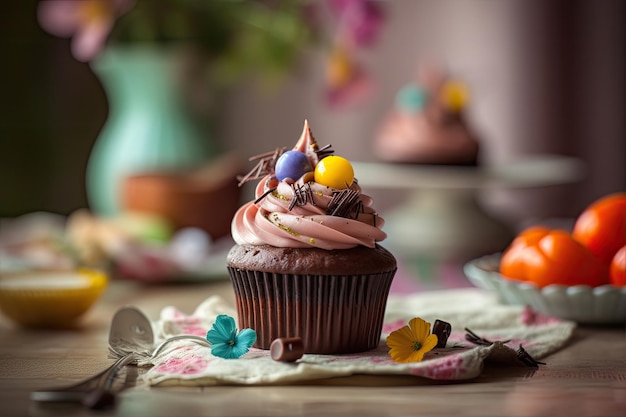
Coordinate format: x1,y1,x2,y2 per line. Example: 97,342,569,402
227,267,396,354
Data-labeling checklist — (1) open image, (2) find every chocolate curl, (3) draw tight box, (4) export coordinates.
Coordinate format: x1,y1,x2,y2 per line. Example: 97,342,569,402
327,188,363,219
464,328,510,346
288,183,316,211
516,344,546,367
236,148,285,187
316,143,335,160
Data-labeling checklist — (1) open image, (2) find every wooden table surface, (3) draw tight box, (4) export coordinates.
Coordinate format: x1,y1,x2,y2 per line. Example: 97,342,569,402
1,274,625,417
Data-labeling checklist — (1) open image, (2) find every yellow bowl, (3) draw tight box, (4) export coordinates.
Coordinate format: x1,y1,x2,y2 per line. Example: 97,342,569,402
0,269,108,328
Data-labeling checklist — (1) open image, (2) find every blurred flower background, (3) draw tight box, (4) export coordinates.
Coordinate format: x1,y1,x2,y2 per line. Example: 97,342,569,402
0,0,389,279
36,0,384,102
0,0,624,281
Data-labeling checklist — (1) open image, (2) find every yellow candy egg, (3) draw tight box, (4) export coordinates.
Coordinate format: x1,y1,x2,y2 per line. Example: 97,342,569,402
440,80,469,113
314,156,354,189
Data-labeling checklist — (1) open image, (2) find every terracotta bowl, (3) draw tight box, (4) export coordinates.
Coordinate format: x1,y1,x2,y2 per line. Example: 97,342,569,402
121,154,242,240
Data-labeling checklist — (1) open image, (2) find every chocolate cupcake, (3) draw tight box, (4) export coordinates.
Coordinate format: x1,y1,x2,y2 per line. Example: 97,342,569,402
227,120,397,354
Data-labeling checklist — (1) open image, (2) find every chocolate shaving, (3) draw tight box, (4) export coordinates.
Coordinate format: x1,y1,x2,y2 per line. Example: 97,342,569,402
288,183,316,210
516,344,546,367
316,144,335,160
326,189,363,219
465,328,543,367
237,147,286,187
464,328,511,346
254,187,277,205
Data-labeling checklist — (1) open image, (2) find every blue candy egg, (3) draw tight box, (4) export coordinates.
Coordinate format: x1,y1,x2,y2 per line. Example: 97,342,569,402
396,84,428,113
275,150,313,181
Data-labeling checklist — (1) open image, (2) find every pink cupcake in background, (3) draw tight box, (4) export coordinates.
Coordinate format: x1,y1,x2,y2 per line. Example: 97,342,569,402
374,67,481,166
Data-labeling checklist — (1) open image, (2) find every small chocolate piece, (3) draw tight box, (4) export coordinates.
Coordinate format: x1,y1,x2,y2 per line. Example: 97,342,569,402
315,144,335,160
516,344,546,367
270,337,304,362
464,327,511,346
432,319,451,348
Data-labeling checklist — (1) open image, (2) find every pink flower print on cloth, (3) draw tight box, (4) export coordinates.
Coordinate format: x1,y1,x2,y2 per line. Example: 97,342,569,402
154,354,211,376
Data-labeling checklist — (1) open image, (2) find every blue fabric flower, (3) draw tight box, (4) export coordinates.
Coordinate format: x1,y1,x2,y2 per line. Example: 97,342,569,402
206,315,256,359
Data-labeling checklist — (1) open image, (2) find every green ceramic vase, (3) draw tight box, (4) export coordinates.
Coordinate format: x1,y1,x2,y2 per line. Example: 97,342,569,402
86,46,214,216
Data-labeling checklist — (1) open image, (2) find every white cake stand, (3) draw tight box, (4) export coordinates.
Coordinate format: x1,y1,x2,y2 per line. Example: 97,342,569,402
352,154,585,263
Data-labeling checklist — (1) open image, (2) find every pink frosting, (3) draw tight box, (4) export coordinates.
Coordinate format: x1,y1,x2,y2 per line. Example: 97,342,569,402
231,121,387,250
374,111,479,165
374,68,480,165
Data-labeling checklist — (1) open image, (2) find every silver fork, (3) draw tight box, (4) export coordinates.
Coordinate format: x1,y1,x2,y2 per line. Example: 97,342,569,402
79,335,211,408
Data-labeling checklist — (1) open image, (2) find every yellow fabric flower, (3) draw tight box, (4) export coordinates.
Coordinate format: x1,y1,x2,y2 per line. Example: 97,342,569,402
386,317,439,363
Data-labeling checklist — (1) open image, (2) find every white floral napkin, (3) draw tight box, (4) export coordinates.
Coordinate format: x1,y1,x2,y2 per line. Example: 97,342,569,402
142,288,576,386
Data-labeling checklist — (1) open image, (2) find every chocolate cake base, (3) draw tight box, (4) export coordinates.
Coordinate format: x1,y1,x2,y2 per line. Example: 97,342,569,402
227,244,397,354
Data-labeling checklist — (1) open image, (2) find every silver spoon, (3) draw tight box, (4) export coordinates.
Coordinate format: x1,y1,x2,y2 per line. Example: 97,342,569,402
108,305,155,358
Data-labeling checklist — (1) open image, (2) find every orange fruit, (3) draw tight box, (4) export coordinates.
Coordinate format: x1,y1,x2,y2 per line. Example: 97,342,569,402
572,193,626,264
609,245,626,286
500,228,609,288
500,226,550,281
